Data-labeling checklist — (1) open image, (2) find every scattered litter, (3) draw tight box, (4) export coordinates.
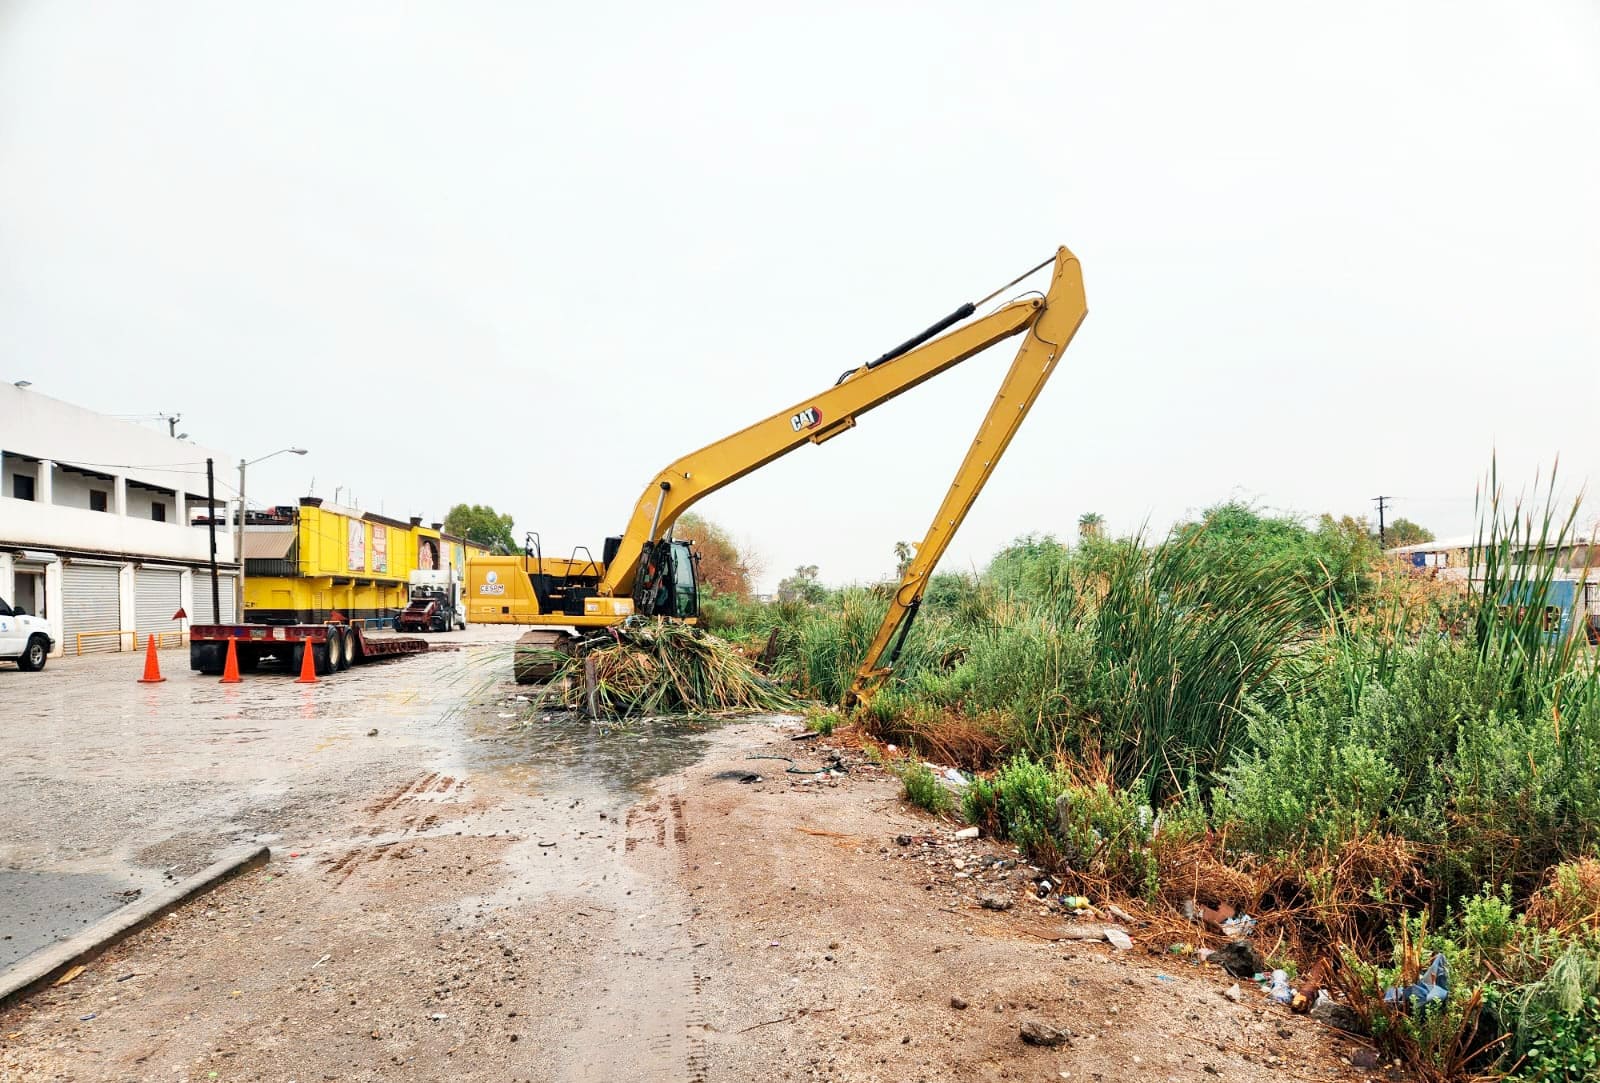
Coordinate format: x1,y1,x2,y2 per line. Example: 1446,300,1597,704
52,965,86,987
1223,983,1244,1003
954,827,979,840
498,713,515,720
979,894,1013,911
1384,952,1448,1007
311,953,331,969
1310,998,1365,1034
941,767,968,787
1211,939,1265,978
1219,914,1257,938
78,1013,96,1022
430,1013,447,1021
1106,903,1137,924
1266,969,1293,1005
366,728,379,737
538,841,557,848
1104,929,1134,951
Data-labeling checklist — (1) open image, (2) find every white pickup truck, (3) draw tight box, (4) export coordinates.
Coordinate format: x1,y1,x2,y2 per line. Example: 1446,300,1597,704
0,596,53,671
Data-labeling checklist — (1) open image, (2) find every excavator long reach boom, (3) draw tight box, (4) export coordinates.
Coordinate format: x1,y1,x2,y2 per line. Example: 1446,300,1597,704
600,246,1087,704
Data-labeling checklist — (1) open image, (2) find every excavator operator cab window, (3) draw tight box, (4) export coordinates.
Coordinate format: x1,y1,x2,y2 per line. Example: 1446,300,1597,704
671,541,698,618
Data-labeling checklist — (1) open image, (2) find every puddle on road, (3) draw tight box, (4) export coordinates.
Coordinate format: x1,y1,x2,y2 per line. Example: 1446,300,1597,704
461,699,732,798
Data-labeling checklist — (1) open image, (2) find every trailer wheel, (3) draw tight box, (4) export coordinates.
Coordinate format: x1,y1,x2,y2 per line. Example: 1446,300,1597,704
326,629,345,672
290,642,334,676
190,642,225,675
335,629,352,671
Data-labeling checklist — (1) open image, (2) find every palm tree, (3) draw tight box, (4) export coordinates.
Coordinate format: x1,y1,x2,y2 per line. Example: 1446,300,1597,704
1078,512,1105,541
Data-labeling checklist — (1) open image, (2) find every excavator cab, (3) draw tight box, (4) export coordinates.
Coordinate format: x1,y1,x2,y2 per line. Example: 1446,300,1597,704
631,538,698,619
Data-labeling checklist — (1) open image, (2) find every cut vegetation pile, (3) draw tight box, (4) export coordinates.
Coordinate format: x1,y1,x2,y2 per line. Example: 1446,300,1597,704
527,621,800,719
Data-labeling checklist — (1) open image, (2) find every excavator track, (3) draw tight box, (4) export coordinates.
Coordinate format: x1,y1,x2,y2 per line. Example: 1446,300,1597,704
512,629,579,684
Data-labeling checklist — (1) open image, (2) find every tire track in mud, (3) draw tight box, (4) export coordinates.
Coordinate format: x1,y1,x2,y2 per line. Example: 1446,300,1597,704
566,785,706,1082
321,771,463,887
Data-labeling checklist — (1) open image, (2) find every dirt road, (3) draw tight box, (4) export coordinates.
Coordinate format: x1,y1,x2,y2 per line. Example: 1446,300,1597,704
1,639,1389,1081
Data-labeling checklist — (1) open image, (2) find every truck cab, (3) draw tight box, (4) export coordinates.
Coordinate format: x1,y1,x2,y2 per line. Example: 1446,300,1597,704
0,596,54,671
401,570,465,632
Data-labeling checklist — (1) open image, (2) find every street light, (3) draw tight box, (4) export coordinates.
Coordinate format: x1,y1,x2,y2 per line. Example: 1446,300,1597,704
236,448,309,621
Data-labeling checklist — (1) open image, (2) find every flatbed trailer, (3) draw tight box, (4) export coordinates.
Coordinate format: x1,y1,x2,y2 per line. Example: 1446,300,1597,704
189,622,428,677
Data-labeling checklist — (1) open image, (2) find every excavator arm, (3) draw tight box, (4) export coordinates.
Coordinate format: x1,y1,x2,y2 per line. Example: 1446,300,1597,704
844,250,1087,705
598,246,1087,700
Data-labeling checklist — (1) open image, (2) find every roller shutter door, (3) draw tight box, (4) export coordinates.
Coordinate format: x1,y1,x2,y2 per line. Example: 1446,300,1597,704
135,567,183,640
191,573,237,624
217,574,237,624
63,563,122,654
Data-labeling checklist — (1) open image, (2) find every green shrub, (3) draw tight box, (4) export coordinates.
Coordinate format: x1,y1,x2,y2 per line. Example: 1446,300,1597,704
1054,779,1157,896
805,708,837,737
900,761,953,816
1509,945,1600,1081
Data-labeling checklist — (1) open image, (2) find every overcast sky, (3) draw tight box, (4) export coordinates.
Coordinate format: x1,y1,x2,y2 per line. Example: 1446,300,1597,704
3,2,1596,588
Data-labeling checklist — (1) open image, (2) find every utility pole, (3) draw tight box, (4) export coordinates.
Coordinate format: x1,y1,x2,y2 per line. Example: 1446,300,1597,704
1373,495,1390,549
206,458,221,622
237,458,247,621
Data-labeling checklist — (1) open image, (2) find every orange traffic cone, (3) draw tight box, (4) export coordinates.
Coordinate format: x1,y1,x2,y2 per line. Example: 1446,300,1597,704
295,638,319,685
220,637,242,684
137,634,166,684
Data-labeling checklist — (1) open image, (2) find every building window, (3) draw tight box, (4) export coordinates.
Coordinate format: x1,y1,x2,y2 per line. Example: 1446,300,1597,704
11,475,34,501
90,489,108,512
151,502,167,522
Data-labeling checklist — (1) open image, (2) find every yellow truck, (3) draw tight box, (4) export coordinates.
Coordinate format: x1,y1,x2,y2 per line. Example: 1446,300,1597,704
468,245,1087,701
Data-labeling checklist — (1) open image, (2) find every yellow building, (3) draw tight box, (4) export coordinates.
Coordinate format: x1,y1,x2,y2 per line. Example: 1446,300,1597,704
241,498,490,625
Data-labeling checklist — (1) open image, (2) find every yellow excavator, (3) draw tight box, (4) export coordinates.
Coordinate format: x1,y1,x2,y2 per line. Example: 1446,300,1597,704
466,245,1087,703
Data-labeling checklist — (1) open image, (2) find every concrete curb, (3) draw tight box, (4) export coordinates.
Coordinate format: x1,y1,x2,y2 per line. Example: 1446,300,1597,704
0,844,270,1010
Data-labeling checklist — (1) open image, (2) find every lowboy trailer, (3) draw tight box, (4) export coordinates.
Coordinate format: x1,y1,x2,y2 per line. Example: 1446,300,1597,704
189,622,429,677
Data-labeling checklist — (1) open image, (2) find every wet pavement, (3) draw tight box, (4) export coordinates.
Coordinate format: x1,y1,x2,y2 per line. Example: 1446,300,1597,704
0,625,731,974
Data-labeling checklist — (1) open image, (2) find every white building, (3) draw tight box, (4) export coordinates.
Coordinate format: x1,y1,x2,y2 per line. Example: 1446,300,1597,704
0,382,239,656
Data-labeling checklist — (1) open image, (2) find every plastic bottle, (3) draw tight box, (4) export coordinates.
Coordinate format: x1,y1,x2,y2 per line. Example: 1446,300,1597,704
1267,969,1293,1005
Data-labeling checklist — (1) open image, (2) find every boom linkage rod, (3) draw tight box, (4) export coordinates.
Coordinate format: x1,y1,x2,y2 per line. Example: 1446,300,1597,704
834,253,1059,386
